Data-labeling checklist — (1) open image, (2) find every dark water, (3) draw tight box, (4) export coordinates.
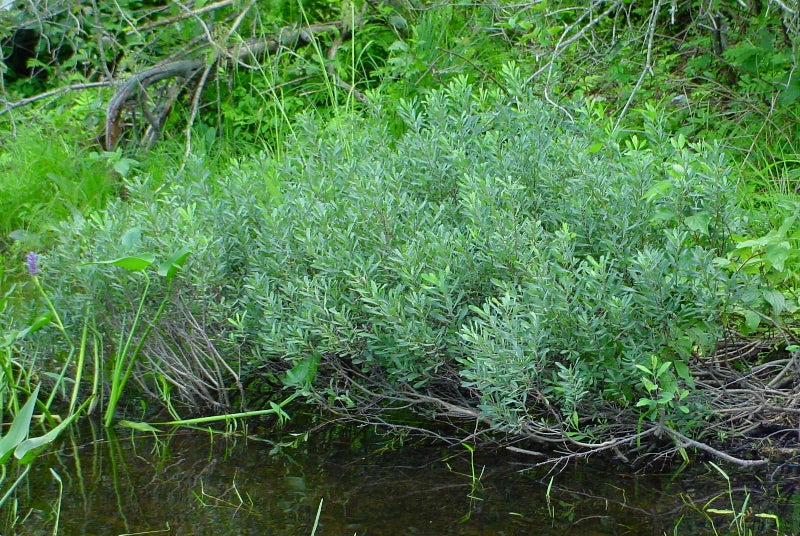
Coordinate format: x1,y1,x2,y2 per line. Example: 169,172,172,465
8,419,800,536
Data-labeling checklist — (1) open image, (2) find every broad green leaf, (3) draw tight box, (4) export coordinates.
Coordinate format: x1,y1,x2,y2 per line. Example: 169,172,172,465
778,77,800,107
735,236,770,249
744,310,761,332
93,254,156,272
0,385,40,463
587,142,604,153
765,241,791,272
673,360,693,386
685,212,710,236
283,352,321,389
157,248,192,279
712,257,732,269
121,228,143,249
668,163,685,178
776,213,797,237
651,207,677,224
15,402,85,464
763,289,788,315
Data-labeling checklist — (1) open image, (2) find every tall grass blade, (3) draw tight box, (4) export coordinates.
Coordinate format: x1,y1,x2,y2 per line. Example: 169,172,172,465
310,497,323,536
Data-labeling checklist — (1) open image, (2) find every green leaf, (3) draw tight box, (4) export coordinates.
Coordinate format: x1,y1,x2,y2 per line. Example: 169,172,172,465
118,420,163,433
658,392,675,404
587,142,604,153
778,74,800,107
14,313,53,341
283,352,322,390
157,248,192,279
0,385,40,463
269,401,291,424
763,289,788,315
764,241,790,272
744,310,761,331
642,378,657,392
776,213,796,237
685,212,710,236
735,236,770,249
673,360,693,386
121,228,143,250
643,180,673,201
15,404,84,464
92,254,156,272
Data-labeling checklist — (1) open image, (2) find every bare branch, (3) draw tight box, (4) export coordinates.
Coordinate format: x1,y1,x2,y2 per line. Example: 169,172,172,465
0,81,112,117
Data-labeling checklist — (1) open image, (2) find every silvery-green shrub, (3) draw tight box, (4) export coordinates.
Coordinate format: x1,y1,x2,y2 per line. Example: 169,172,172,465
28,73,753,439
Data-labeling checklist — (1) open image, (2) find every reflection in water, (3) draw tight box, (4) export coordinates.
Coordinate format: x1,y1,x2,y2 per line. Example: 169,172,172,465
11,419,800,535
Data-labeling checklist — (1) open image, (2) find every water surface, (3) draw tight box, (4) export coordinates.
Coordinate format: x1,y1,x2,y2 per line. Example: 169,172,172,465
12,419,800,535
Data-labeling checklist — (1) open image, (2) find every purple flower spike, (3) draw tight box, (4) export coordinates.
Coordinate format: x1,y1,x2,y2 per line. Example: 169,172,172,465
26,252,39,276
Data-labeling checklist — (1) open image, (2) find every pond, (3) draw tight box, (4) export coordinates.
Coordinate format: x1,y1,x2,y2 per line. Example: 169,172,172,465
10,418,800,536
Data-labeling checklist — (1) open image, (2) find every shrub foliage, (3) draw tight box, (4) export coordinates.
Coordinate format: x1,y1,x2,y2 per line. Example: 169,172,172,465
26,74,762,455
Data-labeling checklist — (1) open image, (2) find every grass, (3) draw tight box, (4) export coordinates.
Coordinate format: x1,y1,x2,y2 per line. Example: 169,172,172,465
0,124,120,248
673,463,783,536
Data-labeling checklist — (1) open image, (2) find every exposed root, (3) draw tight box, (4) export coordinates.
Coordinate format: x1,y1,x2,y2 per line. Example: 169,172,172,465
298,334,798,469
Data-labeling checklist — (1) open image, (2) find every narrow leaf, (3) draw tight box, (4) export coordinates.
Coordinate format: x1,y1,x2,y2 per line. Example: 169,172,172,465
117,420,163,433
14,313,53,340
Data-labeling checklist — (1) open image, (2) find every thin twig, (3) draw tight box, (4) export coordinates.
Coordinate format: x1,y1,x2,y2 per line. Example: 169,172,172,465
613,0,661,130
138,0,236,32
0,81,112,116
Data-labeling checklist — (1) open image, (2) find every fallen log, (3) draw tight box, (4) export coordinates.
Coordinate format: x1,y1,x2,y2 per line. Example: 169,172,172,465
104,22,344,150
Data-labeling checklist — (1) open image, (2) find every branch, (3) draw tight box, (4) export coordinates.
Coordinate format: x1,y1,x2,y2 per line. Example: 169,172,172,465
663,426,768,467
137,0,237,32
104,22,344,149
105,59,205,149
0,81,112,117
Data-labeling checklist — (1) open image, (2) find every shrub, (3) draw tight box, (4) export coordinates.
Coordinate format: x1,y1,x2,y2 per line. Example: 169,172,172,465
239,74,750,436
24,73,754,445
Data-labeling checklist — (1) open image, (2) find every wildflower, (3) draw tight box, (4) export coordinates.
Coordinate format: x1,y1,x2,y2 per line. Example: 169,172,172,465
26,251,39,276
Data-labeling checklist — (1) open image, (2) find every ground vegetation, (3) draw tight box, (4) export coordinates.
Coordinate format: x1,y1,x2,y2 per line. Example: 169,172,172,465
1,0,800,497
